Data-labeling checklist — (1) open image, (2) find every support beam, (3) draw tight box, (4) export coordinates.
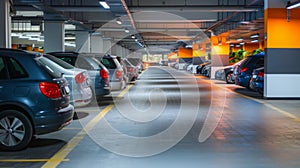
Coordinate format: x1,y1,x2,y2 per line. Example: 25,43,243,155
44,21,65,53
0,0,11,48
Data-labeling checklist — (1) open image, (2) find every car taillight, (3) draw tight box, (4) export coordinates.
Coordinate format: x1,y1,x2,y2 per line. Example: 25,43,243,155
39,82,62,99
115,70,123,79
75,72,86,83
128,67,133,72
258,71,264,77
240,67,249,72
100,69,109,79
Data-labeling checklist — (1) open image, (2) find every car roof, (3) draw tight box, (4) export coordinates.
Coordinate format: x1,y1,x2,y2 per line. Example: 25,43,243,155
47,52,79,57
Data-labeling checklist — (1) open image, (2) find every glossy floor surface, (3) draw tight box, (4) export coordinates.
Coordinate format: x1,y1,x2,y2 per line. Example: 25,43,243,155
1,66,300,168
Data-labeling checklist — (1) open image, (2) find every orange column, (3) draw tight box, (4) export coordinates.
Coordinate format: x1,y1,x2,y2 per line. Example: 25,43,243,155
211,36,229,66
264,0,300,98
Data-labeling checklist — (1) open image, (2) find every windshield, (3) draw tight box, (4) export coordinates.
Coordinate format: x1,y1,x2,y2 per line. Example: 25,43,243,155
44,54,74,69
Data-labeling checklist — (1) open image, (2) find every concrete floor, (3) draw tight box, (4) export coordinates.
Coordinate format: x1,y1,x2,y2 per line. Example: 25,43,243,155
1,66,300,168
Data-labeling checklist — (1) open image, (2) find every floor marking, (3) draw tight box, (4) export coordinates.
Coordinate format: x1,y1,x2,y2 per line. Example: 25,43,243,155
41,74,137,168
0,159,69,162
195,75,300,121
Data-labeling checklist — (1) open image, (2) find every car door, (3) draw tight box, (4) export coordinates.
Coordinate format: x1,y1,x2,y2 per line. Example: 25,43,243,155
0,56,30,102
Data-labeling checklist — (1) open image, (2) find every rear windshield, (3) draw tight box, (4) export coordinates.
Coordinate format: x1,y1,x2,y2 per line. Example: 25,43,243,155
35,57,63,78
123,59,133,66
101,58,117,69
44,54,74,69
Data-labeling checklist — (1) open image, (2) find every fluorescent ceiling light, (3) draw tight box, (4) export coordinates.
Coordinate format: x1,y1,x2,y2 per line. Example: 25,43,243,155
116,18,122,25
287,1,300,9
131,35,135,39
99,0,110,9
237,38,243,41
250,34,259,38
251,40,259,43
124,28,129,33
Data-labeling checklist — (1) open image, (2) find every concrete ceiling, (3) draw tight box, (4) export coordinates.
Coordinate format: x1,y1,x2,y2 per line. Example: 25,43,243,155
11,0,264,53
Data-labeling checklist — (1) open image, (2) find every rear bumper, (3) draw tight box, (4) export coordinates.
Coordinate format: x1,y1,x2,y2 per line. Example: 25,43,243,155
34,104,74,135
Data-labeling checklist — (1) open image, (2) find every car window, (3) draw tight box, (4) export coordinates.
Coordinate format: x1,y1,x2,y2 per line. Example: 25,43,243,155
44,54,74,69
75,57,93,70
7,57,29,79
35,57,63,78
59,57,76,66
101,58,117,69
255,58,264,68
0,57,8,80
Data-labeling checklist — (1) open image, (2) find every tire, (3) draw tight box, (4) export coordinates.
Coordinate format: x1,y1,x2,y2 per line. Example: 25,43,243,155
225,72,234,84
0,110,33,151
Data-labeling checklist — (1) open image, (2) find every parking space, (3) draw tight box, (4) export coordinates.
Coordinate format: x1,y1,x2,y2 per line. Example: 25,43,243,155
1,67,299,168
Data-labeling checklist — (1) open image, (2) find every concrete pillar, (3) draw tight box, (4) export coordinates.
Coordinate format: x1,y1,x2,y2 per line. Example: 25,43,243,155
210,36,229,79
44,21,65,53
76,27,90,53
91,35,104,53
192,43,206,73
264,0,300,98
0,0,11,48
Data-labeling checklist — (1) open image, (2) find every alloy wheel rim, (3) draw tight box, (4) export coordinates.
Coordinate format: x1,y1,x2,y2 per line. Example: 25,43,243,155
0,116,25,147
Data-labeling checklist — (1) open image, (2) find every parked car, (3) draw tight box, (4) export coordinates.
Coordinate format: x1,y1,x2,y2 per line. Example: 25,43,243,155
202,64,211,77
47,52,111,100
94,54,126,91
196,61,210,74
127,58,144,72
215,59,246,84
250,67,264,95
234,52,264,89
0,48,74,151
115,56,129,84
186,63,193,72
41,54,93,106
123,58,139,82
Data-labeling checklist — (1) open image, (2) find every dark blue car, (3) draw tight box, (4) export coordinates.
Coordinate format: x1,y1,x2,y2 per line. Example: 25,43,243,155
47,52,111,100
234,53,264,89
0,48,74,151
250,67,264,95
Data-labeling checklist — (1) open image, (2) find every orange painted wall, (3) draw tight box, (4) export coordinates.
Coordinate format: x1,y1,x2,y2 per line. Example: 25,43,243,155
212,44,230,55
178,48,192,58
265,8,300,48
193,43,207,56
168,52,178,59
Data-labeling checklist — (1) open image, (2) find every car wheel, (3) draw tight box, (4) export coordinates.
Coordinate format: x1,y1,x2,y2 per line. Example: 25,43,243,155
225,72,234,84
0,110,33,151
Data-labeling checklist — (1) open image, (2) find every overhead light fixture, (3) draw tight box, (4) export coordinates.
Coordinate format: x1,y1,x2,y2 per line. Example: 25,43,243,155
251,40,259,43
99,0,110,9
240,42,245,45
131,35,135,39
135,39,138,42
236,45,241,47
230,44,234,47
237,38,243,41
116,18,122,25
287,1,300,9
250,33,259,38
124,28,129,33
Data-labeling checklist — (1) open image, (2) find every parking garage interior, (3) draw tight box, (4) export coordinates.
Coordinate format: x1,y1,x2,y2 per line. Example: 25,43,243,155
1,0,300,168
